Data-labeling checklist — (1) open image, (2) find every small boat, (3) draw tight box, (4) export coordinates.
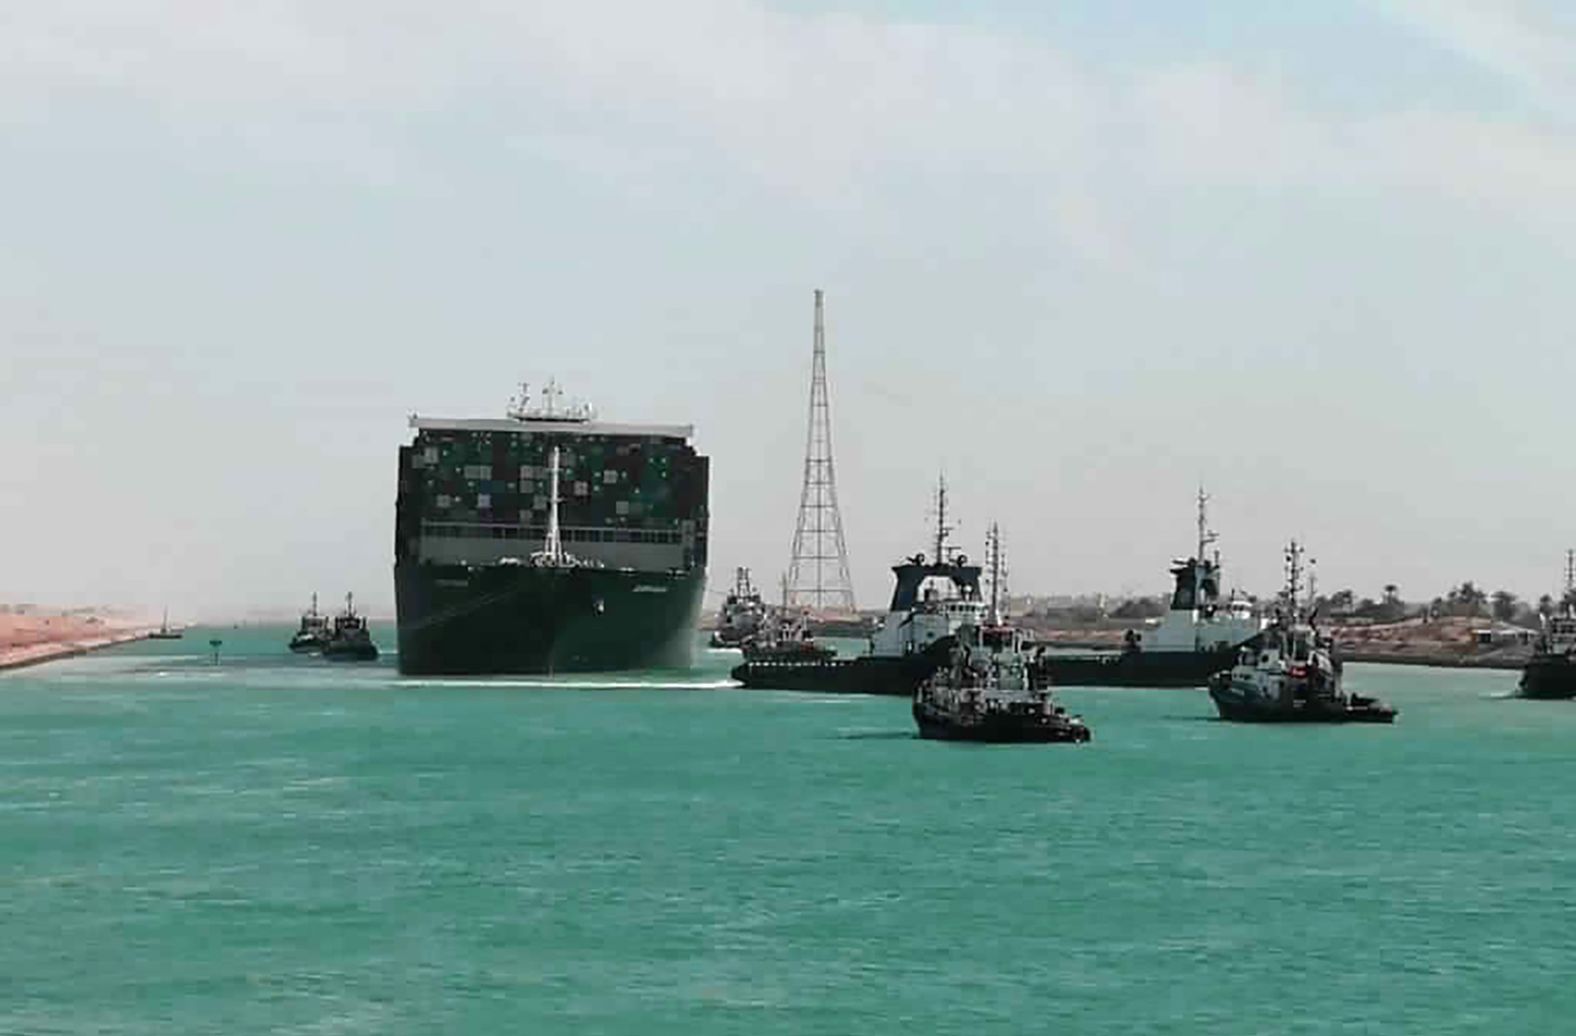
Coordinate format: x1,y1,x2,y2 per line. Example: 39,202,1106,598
147,608,183,640
740,609,837,664
913,527,1090,743
288,593,331,653
322,593,379,662
710,567,769,648
1207,541,1395,724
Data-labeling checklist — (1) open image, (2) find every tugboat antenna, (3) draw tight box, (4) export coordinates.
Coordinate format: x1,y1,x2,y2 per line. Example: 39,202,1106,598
1283,540,1304,621
986,522,1006,625
932,473,954,564
1196,486,1218,563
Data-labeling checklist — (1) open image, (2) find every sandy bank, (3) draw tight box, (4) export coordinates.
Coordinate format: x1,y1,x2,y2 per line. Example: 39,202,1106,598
0,613,156,673
1026,615,1534,671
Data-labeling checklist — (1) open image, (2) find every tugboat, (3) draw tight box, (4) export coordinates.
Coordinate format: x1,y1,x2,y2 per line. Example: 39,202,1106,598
1207,541,1396,724
731,477,979,695
322,592,380,662
1038,490,1263,688
1519,551,1576,700
914,525,1091,743
709,568,769,648
740,609,837,664
147,608,183,640
288,593,331,653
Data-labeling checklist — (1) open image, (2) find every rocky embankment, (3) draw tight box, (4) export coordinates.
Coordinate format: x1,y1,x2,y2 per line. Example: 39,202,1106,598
0,612,155,672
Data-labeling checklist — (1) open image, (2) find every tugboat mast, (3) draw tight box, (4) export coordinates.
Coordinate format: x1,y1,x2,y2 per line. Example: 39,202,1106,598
1196,486,1218,563
1283,540,1305,622
932,474,954,563
985,522,1006,625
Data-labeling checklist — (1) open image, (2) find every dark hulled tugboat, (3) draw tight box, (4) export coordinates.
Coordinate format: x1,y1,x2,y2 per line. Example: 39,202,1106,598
1207,541,1395,724
731,477,980,696
1038,490,1263,688
914,525,1091,743
322,592,380,662
710,567,769,648
289,593,331,653
1519,552,1576,700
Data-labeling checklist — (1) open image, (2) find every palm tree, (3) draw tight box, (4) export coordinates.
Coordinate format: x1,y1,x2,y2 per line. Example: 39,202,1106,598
1453,581,1487,617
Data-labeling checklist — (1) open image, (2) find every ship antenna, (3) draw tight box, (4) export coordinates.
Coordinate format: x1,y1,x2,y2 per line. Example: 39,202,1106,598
1566,548,1573,597
311,591,318,618
1196,486,1218,562
507,381,531,420
1283,540,1304,622
986,522,1005,625
933,473,953,564
544,444,565,562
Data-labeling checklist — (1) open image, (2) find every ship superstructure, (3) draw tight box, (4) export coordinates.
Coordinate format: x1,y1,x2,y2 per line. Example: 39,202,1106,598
394,381,710,675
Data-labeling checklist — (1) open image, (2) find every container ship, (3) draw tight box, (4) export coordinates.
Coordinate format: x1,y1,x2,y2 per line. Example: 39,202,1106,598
394,382,709,675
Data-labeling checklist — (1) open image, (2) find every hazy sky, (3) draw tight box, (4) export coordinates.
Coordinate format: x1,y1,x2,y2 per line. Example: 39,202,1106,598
5,1,1576,618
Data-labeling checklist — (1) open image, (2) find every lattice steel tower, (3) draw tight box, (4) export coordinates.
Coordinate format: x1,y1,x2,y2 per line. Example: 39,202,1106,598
786,289,857,611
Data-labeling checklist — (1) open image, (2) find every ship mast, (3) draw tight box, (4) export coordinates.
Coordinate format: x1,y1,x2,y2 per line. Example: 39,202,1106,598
985,522,1006,625
932,474,953,564
543,445,565,563
1196,486,1218,563
1283,540,1305,623
1565,549,1573,598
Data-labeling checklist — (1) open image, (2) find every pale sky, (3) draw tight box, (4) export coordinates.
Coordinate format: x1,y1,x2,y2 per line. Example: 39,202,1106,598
5,1,1576,619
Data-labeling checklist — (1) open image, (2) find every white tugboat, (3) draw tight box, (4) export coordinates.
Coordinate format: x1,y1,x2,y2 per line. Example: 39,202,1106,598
733,477,987,695
288,593,330,653
1038,489,1264,687
1207,541,1395,723
914,525,1091,743
710,567,769,648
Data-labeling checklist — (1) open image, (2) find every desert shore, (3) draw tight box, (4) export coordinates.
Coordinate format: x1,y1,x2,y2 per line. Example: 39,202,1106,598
0,613,157,673
1026,615,1532,672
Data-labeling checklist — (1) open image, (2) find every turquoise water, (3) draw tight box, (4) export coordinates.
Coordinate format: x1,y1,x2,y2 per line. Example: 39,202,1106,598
3,628,1574,1034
